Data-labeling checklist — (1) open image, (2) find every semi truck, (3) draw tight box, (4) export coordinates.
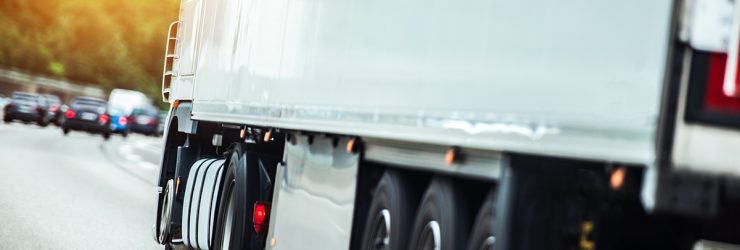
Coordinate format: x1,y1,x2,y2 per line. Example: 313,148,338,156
153,0,740,249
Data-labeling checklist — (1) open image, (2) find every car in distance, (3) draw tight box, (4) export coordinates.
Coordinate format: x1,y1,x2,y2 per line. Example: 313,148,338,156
129,107,160,136
107,106,130,137
43,94,63,126
3,92,50,126
61,96,112,139
108,88,151,116
156,110,166,136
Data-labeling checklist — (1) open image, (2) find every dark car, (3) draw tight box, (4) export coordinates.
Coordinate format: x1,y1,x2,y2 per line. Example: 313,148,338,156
3,92,50,126
61,96,112,139
43,94,63,126
128,107,160,136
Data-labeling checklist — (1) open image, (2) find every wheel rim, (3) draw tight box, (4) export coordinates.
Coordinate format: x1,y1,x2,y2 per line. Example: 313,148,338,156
417,220,441,250
368,209,391,250
479,236,496,250
221,180,237,250
158,180,174,244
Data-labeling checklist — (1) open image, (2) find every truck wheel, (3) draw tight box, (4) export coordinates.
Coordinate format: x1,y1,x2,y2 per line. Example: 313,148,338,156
63,128,70,135
212,143,259,250
360,170,416,250
466,189,496,250
103,133,111,140
409,177,468,250
158,179,175,244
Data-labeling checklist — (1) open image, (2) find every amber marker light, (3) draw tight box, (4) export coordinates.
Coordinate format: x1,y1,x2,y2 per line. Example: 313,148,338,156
445,147,461,166
263,130,272,142
346,138,359,153
175,176,181,196
610,166,626,190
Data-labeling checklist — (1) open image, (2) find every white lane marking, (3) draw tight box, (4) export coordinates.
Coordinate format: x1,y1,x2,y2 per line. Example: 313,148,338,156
119,144,142,162
133,139,162,152
139,162,159,170
117,141,157,169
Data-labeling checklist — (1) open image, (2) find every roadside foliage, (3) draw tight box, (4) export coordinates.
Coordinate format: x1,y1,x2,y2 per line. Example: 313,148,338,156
0,0,179,102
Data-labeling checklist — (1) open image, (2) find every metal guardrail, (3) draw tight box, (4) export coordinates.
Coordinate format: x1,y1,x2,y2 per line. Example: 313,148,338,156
0,68,105,97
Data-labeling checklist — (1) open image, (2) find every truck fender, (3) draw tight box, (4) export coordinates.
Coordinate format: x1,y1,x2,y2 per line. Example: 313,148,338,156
171,101,197,135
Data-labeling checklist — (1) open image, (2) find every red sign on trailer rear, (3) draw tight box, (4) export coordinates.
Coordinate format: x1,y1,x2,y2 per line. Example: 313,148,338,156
706,54,740,113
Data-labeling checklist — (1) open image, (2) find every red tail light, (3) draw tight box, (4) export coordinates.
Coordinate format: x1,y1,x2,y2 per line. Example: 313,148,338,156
119,117,128,126
705,53,740,114
65,110,76,119
99,114,110,124
253,202,270,234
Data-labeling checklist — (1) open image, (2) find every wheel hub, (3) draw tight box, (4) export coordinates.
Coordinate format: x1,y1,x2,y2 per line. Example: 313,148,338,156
418,220,441,250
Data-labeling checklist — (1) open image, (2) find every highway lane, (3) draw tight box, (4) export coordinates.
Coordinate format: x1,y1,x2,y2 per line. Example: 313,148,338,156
0,122,163,249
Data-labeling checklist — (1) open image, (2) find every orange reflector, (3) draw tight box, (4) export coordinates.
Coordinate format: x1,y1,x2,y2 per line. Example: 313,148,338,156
175,176,181,196
172,100,180,108
610,167,626,190
346,138,357,153
264,130,272,142
253,202,270,234
445,147,461,165
240,128,246,139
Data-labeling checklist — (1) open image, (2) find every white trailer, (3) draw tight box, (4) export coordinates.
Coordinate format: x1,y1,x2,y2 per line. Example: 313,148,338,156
154,0,740,249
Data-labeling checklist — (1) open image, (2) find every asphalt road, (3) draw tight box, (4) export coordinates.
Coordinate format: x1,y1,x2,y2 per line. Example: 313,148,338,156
0,122,163,249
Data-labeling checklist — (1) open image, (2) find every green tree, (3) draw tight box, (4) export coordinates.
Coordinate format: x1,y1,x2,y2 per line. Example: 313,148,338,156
0,0,179,105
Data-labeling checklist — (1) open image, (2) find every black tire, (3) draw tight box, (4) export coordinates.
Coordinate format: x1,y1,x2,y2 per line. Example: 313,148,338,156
63,128,70,135
212,143,260,250
360,170,416,250
122,132,128,138
103,133,111,140
158,179,175,244
408,177,468,250
466,189,496,250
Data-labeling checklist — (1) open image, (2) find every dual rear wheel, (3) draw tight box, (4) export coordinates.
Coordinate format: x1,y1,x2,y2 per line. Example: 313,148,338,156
212,143,264,250
361,171,496,250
